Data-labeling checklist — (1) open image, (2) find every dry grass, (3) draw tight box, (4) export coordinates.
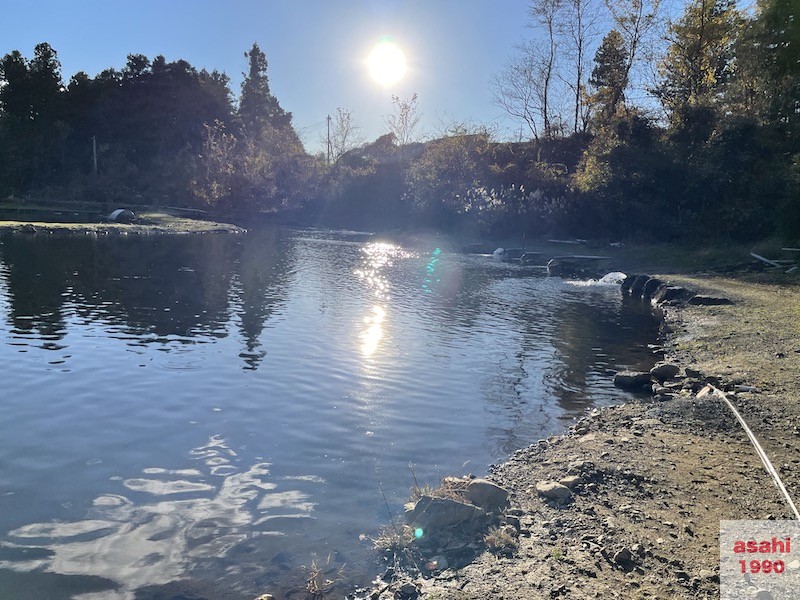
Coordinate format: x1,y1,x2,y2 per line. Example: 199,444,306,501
372,523,416,554
484,526,519,556
303,553,345,599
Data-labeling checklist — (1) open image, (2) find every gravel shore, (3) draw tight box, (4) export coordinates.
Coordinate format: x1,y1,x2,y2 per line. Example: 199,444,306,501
373,274,800,599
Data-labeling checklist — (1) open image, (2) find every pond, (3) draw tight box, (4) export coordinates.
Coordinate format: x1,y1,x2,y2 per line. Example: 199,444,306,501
0,227,659,599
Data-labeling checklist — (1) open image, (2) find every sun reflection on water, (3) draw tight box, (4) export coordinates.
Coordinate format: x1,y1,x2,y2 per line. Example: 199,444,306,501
354,242,413,358
361,305,385,357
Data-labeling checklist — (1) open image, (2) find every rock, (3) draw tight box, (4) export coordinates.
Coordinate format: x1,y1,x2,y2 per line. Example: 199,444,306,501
568,459,590,473
428,555,448,570
735,385,761,393
629,274,651,297
651,285,690,304
754,590,774,600
254,595,275,600
19,223,37,234
698,569,718,582
688,295,734,306
650,363,681,382
558,475,583,489
613,371,652,390
464,479,509,512
535,480,572,502
620,274,637,293
108,208,135,224
505,515,521,531
685,367,703,378
642,278,664,299
405,495,486,530
613,547,632,565
397,581,419,599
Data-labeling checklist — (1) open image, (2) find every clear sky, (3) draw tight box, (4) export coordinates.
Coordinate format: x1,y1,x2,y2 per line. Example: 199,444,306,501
0,0,534,152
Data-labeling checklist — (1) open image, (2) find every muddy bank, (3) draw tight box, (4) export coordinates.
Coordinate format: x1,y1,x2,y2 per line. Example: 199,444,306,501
363,275,800,599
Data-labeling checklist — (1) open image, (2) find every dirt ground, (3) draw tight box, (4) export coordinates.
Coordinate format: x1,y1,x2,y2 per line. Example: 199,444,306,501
377,274,800,599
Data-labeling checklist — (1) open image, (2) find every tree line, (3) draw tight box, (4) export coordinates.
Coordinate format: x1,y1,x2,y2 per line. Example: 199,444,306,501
0,0,798,242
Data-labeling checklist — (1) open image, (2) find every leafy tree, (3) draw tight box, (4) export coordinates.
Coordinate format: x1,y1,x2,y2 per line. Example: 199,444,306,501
405,129,491,228
732,0,800,148
654,0,741,116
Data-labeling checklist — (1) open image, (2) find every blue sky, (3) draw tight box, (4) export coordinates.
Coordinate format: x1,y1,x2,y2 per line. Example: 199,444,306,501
0,0,534,151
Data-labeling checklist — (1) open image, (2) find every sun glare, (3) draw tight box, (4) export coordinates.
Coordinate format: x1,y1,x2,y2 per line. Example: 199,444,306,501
367,41,407,87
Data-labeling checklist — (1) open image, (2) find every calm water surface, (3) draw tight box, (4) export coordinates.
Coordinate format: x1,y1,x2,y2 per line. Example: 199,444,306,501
0,228,658,599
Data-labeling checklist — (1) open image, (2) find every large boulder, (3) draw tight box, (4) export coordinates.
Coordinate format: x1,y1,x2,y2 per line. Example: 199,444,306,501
108,208,135,224
642,278,664,299
535,480,572,503
650,363,681,382
629,275,651,297
464,479,509,512
614,371,652,390
651,285,690,304
405,495,486,530
620,274,637,294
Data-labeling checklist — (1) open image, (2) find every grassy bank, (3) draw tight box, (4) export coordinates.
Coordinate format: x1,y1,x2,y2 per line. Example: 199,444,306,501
0,207,244,235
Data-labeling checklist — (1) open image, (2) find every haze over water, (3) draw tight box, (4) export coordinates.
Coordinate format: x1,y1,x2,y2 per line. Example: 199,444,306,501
0,227,658,598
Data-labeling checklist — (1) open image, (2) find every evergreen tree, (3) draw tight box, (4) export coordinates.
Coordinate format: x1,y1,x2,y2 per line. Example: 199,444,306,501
239,43,291,131
588,30,628,120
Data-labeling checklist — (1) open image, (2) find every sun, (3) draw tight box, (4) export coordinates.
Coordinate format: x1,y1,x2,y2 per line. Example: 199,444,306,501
367,41,407,87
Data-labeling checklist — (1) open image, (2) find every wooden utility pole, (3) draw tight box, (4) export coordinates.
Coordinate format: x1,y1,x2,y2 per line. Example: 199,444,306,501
326,114,332,165
92,135,98,176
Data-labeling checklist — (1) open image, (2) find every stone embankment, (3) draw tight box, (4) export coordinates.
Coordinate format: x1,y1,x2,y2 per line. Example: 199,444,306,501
350,272,800,600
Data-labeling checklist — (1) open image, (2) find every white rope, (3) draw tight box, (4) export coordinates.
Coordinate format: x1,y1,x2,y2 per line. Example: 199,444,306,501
699,385,800,521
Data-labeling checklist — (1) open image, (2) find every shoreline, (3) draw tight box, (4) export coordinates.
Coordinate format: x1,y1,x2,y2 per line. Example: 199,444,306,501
363,271,800,599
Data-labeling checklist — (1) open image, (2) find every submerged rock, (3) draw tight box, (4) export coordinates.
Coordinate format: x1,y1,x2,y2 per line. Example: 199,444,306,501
613,371,652,390
620,273,637,294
